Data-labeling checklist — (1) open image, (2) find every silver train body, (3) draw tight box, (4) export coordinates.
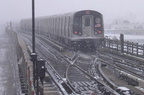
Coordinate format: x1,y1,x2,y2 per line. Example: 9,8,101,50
20,10,104,51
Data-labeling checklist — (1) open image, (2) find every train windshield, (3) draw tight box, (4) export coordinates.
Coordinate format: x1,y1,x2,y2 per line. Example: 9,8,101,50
82,15,94,36
74,18,81,27
85,17,90,26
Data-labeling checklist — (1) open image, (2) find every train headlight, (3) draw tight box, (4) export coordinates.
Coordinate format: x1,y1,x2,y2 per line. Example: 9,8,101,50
95,29,102,35
74,31,78,34
98,31,102,34
94,32,98,35
79,32,82,35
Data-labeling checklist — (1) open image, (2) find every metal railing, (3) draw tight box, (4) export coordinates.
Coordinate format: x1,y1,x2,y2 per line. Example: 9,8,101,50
103,34,144,58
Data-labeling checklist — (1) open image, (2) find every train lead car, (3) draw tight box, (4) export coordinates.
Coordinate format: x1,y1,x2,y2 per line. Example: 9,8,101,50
20,10,104,51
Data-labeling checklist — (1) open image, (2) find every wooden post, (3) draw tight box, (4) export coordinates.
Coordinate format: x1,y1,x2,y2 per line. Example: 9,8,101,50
127,41,129,54
136,43,138,56
132,42,133,55
120,34,124,53
103,38,106,48
108,38,110,48
117,39,118,51
143,44,144,57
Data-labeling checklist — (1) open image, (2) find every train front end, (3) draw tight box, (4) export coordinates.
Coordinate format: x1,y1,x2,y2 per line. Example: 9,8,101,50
71,10,104,51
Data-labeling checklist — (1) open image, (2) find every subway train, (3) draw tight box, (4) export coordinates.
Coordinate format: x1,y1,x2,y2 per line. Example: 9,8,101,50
20,10,104,51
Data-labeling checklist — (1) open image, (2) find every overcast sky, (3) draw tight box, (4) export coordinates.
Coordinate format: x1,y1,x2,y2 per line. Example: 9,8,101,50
0,0,144,24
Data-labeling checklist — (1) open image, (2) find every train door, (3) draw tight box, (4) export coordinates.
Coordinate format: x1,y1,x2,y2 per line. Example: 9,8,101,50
82,15,94,37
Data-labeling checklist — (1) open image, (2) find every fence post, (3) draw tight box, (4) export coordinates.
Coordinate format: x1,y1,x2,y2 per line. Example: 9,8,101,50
127,41,129,54
136,43,138,56
120,34,124,53
117,39,119,51
112,39,113,48
143,44,144,57
108,38,110,48
103,38,106,48
132,42,133,55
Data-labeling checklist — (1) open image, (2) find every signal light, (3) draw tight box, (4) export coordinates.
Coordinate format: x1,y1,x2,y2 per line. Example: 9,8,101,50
95,32,98,35
79,32,82,35
95,30,102,35
74,31,78,34
85,11,90,14
98,31,102,34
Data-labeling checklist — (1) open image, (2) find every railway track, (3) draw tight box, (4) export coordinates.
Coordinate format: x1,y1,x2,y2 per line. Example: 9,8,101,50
98,48,144,71
66,63,119,95
20,34,76,94
20,33,121,94
20,33,144,94
97,50,144,95
98,51,144,79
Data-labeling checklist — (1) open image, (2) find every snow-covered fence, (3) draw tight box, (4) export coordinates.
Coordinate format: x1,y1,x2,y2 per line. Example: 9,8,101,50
16,34,35,95
104,34,144,58
5,24,35,95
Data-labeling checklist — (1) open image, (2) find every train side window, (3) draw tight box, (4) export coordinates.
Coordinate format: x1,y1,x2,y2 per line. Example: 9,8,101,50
59,17,61,36
68,17,70,37
50,18,51,32
53,17,55,35
53,18,55,33
64,17,67,37
55,18,57,35
57,18,60,35
61,17,63,36
52,18,53,33
85,18,90,26
48,18,50,31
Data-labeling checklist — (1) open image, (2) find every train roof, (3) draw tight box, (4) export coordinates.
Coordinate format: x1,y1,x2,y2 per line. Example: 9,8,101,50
21,10,102,21
36,10,102,19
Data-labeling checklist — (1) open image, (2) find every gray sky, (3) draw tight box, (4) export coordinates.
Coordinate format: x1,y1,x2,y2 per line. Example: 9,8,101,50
0,0,144,24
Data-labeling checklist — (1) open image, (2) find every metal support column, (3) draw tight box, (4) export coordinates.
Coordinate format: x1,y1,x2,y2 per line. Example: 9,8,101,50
32,0,35,53
32,0,39,95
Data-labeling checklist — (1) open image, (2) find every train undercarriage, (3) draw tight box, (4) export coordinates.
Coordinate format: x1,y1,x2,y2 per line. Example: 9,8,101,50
47,34,104,52
70,39,103,52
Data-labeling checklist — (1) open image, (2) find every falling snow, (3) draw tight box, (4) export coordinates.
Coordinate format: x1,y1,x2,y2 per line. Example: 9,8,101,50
0,27,20,95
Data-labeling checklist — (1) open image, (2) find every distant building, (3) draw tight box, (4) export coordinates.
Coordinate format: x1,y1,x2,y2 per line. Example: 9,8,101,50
110,19,143,30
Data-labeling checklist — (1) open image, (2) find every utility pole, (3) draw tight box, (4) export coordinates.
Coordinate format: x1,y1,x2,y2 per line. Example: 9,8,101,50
31,0,39,95
32,0,35,53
